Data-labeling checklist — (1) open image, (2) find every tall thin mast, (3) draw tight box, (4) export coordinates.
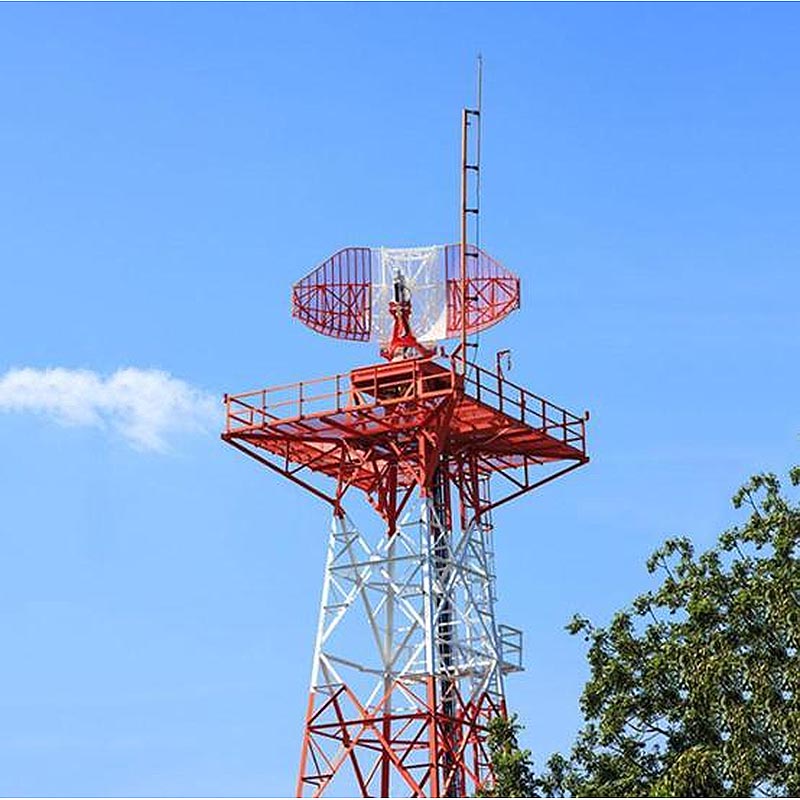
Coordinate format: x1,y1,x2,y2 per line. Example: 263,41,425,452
459,56,483,370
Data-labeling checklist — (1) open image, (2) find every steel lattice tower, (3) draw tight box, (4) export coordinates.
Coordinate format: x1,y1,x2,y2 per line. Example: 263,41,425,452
222,103,589,797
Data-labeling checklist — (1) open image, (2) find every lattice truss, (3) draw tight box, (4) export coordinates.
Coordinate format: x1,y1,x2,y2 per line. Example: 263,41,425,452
223,355,589,797
298,484,521,798
291,245,520,346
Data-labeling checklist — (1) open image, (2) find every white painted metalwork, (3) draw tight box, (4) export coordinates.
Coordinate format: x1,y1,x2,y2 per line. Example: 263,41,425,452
306,486,520,717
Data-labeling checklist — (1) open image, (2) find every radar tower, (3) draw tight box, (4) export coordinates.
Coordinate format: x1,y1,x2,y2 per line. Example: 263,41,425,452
222,77,589,797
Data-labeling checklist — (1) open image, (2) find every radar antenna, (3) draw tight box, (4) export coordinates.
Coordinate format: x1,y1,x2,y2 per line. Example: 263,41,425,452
222,63,591,798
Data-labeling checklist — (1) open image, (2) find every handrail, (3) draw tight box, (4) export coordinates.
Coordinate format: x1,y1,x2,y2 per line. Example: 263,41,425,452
458,359,585,450
225,357,586,456
460,358,584,425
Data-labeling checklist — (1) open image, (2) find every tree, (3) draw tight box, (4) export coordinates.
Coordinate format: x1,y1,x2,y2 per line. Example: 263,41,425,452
538,468,800,797
479,714,538,797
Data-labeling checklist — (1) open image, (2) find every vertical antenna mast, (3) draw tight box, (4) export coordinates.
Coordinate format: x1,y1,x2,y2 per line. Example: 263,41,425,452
459,56,483,371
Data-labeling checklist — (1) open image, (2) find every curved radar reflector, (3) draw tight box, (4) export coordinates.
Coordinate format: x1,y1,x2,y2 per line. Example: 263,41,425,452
291,244,520,344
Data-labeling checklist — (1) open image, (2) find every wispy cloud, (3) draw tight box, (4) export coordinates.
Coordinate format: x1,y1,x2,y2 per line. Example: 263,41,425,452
0,367,217,452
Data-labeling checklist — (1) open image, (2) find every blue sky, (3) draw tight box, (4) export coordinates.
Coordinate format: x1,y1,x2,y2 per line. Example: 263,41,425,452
1,2,800,795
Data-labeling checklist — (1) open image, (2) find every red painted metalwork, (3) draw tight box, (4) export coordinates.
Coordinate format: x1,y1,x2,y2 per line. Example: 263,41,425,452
223,356,586,520
290,246,520,345
292,247,372,341
379,272,435,361
294,677,506,798
444,245,519,340
222,354,588,796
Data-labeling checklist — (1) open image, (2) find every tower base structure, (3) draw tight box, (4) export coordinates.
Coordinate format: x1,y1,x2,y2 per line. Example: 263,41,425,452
298,491,517,797
223,356,588,797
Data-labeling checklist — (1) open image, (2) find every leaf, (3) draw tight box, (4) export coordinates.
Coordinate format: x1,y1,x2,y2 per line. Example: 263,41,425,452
538,465,800,797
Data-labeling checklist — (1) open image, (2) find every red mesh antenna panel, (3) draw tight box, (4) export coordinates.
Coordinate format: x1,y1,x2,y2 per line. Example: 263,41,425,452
443,244,520,338
290,247,372,341
291,244,520,345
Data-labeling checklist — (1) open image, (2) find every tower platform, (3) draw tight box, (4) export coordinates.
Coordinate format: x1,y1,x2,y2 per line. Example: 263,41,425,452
223,356,587,516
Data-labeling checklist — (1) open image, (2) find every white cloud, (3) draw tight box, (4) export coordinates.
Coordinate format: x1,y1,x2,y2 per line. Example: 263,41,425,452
0,367,218,452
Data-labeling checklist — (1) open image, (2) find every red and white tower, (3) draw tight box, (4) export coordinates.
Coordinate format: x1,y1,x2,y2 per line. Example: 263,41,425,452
222,104,589,797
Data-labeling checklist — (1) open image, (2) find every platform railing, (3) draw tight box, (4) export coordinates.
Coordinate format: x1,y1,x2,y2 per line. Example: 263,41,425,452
225,356,586,456
224,356,452,433
225,371,344,432
461,360,586,452
499,624,524,673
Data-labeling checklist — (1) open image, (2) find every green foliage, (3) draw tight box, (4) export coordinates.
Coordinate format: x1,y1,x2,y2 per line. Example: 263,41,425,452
479,714,538,797
538,469,800,797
